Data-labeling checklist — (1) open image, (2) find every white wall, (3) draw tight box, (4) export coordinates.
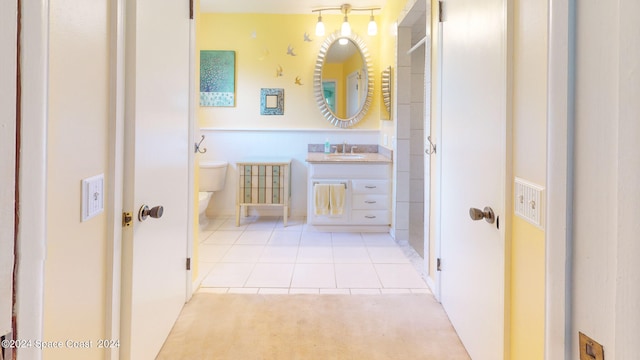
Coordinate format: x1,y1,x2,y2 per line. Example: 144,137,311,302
45,0,110,358
614,3,640,358
571,0,640,357
198,129,380,218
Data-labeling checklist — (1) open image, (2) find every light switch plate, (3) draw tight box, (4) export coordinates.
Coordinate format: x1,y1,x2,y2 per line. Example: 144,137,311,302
82,174,104,222
514,177,545,229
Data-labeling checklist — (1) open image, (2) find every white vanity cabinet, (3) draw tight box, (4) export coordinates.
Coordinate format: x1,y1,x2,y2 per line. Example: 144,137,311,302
350,179,391,225
307,161,391,230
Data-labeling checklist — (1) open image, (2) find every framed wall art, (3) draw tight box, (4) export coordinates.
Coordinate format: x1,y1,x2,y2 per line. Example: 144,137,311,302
260,88,284,115
200,50,236,107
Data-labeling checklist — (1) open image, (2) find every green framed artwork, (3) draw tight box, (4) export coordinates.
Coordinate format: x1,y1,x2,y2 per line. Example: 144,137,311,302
260,88,284,115
200,50,235,107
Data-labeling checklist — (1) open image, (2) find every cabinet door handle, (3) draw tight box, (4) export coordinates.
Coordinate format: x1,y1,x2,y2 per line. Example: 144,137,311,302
365,185,377,189
365,200,377,204
365,215,377,219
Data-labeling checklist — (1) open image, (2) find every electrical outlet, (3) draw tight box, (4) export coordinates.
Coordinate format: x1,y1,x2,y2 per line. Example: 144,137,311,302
579,332,604,360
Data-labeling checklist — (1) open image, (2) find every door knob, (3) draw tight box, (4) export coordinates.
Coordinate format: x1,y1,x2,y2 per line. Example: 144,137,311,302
138,204,164,221
469,206,495,224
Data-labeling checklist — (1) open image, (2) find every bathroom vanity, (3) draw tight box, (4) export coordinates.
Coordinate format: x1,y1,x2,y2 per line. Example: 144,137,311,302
236,158,291,226
306,146,392,231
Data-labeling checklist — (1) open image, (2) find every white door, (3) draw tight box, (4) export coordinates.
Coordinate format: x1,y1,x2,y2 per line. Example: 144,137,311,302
346,71,360,117
120,0,190,359
439,0,508,358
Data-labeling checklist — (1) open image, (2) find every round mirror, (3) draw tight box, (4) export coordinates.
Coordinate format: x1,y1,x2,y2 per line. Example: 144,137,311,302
314,32,373,128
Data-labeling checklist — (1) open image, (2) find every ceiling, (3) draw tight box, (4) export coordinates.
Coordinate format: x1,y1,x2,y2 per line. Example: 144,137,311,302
200,0,388,14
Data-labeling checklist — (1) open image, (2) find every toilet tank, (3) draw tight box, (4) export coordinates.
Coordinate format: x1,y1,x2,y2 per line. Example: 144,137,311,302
199,161,228,192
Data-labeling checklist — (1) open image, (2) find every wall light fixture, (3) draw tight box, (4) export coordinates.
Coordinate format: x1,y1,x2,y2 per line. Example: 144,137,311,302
312,4,381,38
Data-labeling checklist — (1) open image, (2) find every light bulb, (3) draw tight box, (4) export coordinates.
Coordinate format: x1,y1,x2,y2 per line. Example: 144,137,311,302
341,15,351,37
315,15,325,36
368,15,377,36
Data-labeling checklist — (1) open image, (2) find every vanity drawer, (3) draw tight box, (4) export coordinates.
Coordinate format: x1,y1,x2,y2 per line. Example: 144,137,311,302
352,194,388,210
351,180,389,194
351,210,390,225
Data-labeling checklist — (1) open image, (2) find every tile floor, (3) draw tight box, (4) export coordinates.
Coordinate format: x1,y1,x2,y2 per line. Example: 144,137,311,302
197,215,430,295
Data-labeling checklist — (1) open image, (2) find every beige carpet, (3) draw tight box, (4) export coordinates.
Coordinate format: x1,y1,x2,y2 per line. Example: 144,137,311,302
157,293,470,360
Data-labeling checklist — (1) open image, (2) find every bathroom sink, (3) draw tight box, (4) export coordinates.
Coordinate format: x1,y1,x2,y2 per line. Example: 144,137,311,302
326,154,365,160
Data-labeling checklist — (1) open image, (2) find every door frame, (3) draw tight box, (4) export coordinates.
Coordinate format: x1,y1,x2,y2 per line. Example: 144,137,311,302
429,0,444,301
186,11,196,300
105,1,126,359
0,0,18,347
14,1,49,359
545,0,574,358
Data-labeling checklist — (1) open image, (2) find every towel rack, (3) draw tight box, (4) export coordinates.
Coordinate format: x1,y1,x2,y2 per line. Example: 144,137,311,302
313,181,348,189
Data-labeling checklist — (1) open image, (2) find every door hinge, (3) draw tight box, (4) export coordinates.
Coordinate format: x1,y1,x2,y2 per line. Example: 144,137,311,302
437,258,442,271
186,257,191,271
438,1,444,22
122,211,133,227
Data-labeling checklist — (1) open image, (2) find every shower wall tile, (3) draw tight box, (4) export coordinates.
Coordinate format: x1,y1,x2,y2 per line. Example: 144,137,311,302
394,229,409,241
410,131,425,156
411,47,426,72
397,27,411,67
410,179,425,201
397,171,411,202
397,67,412,104
411,75,425,103
396,140,411,172
396,201,410,230
411,103,424,130
397,104,411,139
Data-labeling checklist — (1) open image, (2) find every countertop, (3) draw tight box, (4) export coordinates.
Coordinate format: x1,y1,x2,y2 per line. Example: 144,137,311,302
305,152,392,164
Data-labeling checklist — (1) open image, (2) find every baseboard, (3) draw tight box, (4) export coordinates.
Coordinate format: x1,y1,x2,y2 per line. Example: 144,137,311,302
426,277,440,302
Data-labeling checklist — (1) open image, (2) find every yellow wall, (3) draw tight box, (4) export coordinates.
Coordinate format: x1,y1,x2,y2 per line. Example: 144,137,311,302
511,218,546,358
197,13,381,129
45,0,109,358
322,63,346,117
510,0,548,358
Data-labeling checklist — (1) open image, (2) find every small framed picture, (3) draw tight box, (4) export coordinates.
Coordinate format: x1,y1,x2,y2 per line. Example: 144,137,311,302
260,88,284,115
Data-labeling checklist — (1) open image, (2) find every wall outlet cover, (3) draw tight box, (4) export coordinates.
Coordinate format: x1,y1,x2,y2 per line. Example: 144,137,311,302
579,332,604,360
514,177,545,229
81,174,104,222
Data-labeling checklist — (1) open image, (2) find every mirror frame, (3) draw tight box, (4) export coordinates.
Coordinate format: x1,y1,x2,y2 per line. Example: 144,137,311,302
314,31,374,128
381,66,392,119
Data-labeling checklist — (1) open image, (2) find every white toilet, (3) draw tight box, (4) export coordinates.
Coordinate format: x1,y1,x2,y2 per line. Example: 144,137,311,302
199,160,228,219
